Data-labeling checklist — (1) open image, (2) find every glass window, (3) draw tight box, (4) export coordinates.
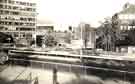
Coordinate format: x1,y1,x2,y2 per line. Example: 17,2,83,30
14,22,19,25
0,0,3,3
13,6,18,10
12,12,19,15
0,21,4,25
5,11,9,14
7,6,12,9
0,10,3,14
0,4,3,8
8,0,14,4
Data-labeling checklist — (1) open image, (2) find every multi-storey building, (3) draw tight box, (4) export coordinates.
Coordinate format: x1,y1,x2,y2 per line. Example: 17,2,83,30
0,0,37,44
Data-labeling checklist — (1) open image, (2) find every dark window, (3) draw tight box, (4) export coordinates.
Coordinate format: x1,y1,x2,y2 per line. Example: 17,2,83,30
0,4,3,8
0,10,3,14
0,21,4,25
12,12,19,15
20,28,33,31
5,11,9,14
0,0,3,3
9,22,12,25
14,22,19,25
14,33,18,37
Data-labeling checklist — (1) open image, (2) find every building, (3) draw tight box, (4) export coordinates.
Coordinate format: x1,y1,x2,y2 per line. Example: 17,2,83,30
73,23,96,49
112,3,135,53
116,3,135,30
0,0,37,45
36,24,54,35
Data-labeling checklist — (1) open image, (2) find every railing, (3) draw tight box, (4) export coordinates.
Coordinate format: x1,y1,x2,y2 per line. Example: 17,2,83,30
9,49,135,61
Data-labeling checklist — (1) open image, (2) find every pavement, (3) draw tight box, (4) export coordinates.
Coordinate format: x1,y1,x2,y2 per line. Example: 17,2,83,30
0,64,132,84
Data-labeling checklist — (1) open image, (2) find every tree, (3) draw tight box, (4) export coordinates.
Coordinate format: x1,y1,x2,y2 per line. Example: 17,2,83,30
42,34,57,47
96,18,121,51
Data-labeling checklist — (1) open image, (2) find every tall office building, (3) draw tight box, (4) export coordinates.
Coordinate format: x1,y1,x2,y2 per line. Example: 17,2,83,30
0,0,37,42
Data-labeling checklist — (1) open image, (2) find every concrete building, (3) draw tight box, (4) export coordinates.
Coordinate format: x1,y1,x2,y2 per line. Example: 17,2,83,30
0,0,37,44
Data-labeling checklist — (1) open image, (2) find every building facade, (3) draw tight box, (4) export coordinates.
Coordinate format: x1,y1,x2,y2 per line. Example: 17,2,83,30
117,3,135,30
0,0,37,44
112,3,135,53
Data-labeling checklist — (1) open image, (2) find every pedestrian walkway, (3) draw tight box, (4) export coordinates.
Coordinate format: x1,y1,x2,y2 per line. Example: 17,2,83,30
0,65,131,84
0,65,26,81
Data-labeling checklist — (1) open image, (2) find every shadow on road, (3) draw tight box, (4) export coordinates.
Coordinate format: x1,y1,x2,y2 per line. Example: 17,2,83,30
0,77,33,84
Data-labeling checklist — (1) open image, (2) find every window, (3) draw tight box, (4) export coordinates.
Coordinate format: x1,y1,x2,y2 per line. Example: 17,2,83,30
0,4,3,8
0,10,3,14
0,0,3,3
14,22,19,25
5,0,7,3
13,6,18,10
5,27,8,30
20,28,33,31
8,22,12,25
12,12,19,15
19,2,27,5
14,33,18,37
33,9,36,12
5,11,9,14
26,2,29,6
29,3,33,6
8,0,14,4
0,21,4,25
7,6,12,9
26,8,32,11
20,23,23,25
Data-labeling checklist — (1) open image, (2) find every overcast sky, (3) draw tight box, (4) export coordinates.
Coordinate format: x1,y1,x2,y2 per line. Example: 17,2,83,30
36,0,135,30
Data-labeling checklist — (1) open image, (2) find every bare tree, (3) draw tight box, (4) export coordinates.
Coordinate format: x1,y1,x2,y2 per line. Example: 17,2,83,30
96,18,121,51
42,34,57,47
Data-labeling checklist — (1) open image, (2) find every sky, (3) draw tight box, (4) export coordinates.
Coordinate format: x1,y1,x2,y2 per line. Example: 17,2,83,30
36,0,135,30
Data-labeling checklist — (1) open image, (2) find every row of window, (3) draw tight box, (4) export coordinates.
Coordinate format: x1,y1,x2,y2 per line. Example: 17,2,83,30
0,4,36,12
0,26,35,32
0,16,36,22
120,25,135,30
17,28,35,31
0,21,35,26
14,33,33,38
0,10,36,16
0,0,36,7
